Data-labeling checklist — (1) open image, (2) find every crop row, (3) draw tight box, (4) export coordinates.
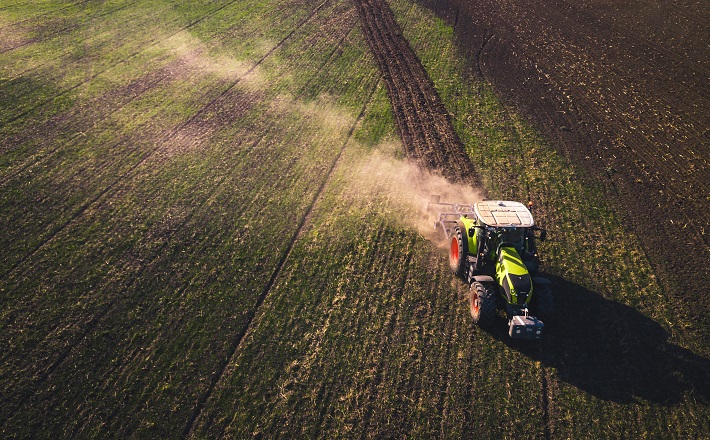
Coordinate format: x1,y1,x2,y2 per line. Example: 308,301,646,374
1,0,383,436
1,0,707,438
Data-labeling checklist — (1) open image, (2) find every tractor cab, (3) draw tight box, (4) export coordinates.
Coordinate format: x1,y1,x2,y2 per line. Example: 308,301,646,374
472,201,543,275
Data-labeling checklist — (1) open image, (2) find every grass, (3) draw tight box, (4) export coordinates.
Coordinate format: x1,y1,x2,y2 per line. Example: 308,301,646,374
0,0,707,438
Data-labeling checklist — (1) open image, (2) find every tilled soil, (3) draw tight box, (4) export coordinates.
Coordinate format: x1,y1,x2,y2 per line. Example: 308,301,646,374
410,0,709,329
354,0,482,188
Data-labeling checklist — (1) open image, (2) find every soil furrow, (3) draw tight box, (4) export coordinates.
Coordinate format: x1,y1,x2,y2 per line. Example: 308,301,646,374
0,93,265,427
367,0,450,172
0,0,342,381
0,0,332,282
0,180,212,423
0,2,135,55
0,89,232,281
0,3,182,106
354,0,480,187
0,0,90,31
0,54,194,182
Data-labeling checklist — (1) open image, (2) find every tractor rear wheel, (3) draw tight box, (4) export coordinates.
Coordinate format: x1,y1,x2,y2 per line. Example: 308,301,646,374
532,283,554,322
470,282,497,327
449,225,467,277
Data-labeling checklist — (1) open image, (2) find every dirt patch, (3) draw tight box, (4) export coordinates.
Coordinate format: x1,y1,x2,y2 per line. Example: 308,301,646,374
412,0,709,327
0,22,31,52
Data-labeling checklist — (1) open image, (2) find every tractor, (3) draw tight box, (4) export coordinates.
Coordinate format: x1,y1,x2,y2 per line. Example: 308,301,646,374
430,197,553,339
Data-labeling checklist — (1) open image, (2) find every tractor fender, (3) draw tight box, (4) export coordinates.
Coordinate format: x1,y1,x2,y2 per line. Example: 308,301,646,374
472,275,495,284
458,217,477,255
532,277,552,285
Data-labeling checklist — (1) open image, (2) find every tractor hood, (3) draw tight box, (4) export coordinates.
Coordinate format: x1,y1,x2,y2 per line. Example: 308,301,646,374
496,245,532,305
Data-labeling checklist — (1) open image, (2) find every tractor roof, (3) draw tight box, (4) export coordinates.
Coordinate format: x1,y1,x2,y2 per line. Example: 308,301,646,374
474,201,534,227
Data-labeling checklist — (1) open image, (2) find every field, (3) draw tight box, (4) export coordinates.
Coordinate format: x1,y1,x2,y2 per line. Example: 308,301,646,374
418,0,710,327
1,0,708,438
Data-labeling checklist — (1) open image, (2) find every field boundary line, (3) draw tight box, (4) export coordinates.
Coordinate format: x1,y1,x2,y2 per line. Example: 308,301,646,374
181,77,381,439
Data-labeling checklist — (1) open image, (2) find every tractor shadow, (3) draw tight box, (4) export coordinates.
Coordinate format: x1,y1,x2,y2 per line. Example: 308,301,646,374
482,274,710,405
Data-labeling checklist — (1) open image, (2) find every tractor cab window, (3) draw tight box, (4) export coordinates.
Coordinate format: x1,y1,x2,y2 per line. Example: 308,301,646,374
500,228,524,246
499,228,526,254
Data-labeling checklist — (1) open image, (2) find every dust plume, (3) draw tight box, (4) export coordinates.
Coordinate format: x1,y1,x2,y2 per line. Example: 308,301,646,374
346,146,483,246
269,94,353,137
149,31,266,88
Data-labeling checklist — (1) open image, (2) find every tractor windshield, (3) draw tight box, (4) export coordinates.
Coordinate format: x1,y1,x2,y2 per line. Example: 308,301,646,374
499,228,525,249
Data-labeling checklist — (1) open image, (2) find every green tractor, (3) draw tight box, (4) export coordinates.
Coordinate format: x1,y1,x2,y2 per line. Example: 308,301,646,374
431,198,553,339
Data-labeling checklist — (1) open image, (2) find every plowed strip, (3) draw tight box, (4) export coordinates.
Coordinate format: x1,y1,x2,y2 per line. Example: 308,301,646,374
354,0,480,188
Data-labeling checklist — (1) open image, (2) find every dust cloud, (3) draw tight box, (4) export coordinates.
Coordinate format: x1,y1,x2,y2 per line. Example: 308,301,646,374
151,31,266,88
346,146,483,246
270,94,353,137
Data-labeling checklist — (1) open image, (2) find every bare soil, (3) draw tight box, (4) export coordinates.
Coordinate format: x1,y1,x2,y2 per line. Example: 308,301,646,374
409,0,709,331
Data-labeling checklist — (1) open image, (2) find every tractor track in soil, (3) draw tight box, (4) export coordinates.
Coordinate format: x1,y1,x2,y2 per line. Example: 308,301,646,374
2,0,374,434
0,0,240,126
0,2,136,55
0,0,332,283
0,0,308,186
0,1,179,105
183,76,380,440
0,0,92,31
0,65,251,282
0,86,263,428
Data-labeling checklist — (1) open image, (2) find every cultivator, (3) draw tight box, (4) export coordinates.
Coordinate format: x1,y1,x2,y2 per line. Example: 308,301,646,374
429,196,553,340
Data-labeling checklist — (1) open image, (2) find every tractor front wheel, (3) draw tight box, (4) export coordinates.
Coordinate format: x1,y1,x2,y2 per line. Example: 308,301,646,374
449,225,467,277
470,282,497,327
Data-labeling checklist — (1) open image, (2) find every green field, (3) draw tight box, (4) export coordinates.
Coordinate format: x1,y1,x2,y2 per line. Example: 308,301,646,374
1,0,707,438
